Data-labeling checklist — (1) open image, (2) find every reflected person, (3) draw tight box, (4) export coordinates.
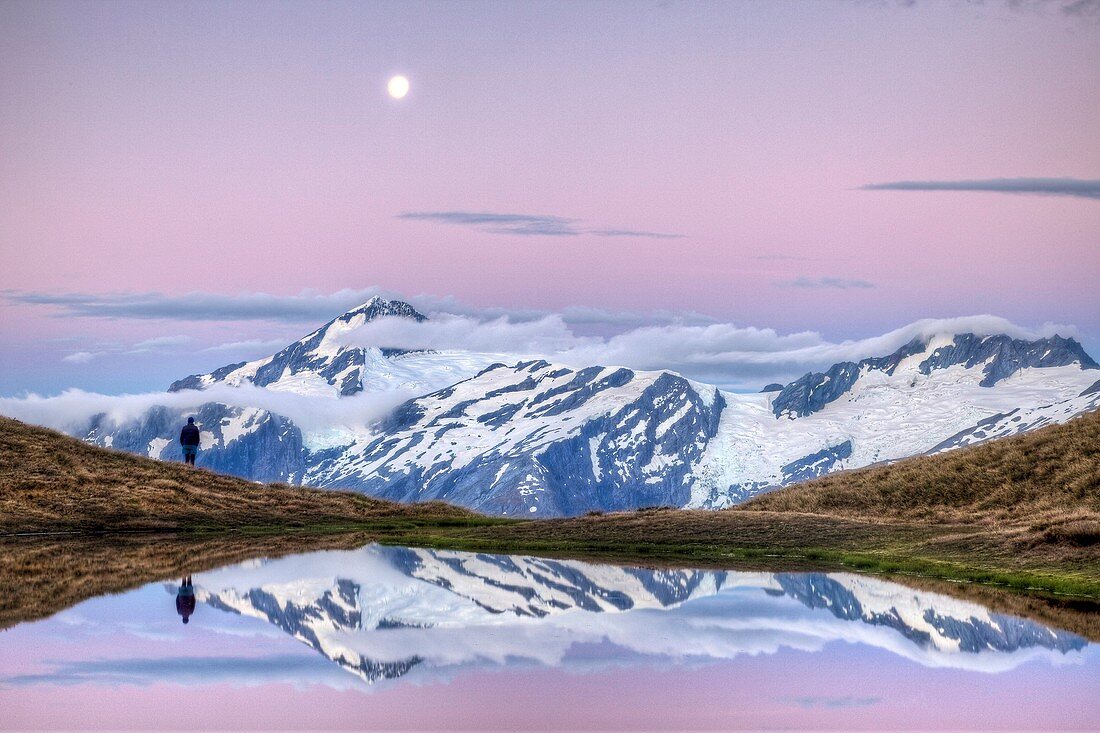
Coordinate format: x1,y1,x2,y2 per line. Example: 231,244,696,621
176,575,196,624
179,417,200,466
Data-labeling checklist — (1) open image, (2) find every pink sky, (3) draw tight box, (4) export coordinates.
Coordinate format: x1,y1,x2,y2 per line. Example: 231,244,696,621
5,658,1099,731
0,1,1098,393
2,581,1097,731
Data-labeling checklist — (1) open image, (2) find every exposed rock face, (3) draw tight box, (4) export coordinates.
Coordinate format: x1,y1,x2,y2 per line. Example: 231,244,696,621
774,573,1085,654
772,334,1096,419
306,362,726,516
772,338,927,419
84,402,307,483
781,440,853,484
917,334,1097,388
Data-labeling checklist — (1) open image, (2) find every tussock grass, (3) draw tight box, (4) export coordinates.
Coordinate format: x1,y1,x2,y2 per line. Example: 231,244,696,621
1,411,1098,605
0,415,489,534
742,409,1100,551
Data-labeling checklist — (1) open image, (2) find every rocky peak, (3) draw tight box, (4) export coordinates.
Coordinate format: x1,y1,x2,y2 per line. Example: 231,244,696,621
168,296,429,395
772,332,1096,419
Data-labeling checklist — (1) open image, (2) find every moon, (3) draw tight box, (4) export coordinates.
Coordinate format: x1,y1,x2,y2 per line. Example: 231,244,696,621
387,75,410,99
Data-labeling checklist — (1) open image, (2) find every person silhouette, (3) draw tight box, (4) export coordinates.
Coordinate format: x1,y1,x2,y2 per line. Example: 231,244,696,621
179,417,200,466
176,575,196,624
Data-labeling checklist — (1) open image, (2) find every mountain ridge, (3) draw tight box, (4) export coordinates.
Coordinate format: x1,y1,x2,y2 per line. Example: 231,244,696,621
60,298,1100,516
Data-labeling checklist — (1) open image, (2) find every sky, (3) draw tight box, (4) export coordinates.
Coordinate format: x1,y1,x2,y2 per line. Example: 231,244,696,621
1,0,1098,395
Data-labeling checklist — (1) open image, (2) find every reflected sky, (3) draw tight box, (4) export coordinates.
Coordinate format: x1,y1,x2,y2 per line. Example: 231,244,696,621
2,545,1098,731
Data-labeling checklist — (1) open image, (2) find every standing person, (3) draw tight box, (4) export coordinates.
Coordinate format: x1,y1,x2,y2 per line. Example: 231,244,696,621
176,575,196,624
179,417,201,465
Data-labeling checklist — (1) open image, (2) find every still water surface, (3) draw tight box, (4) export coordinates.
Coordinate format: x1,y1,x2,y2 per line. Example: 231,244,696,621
2,544,1098,731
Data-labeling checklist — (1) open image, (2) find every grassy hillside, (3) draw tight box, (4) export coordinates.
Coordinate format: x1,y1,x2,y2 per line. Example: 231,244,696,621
0,415,490,534
1,411,1098,603
743,408,1100,547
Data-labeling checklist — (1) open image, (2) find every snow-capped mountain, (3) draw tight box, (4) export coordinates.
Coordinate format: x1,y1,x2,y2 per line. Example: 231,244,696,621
80,298,1100,515
182,545,1087,685
305,361,726,515
168,296,497,399
85,402,307,482
302,331,1097,513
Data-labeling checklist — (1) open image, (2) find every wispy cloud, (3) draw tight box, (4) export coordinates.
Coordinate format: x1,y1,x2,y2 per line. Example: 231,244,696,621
200,338,291,355
3,288,716,331
3,288,388,323
860,177,1100,200
776,276,875,289
398,211,578,236
588,228,684,240
1061,0,1100,17
781,695,881,710
2,654,333,688
397,211,683,239
129,335,193,353
887,0,1100,18
61,351,99,364
56,335,195,364
753,254,809,262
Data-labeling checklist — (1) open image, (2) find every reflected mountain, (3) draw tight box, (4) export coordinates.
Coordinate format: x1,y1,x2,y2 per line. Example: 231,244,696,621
179,546,1087,684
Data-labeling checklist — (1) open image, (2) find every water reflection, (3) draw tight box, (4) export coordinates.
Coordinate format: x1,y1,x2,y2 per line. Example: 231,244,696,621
175,575,195,625
165,545,1086,684
4,544,1097,730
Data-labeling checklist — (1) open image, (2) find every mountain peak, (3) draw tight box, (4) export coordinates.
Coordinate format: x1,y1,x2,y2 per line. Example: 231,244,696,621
333,296,427,326
771,331,1097,419
168,296,429,395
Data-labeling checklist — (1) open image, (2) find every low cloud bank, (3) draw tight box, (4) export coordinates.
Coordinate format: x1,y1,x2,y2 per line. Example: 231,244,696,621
0,313,1079,435
335,313,1076,386
0,383,416,436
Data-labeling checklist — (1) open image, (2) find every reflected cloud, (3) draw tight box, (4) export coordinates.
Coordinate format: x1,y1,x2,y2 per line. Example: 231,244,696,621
4,654,342,689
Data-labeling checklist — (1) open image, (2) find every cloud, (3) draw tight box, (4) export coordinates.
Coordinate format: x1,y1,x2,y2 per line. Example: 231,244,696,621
2,288,389,322
3,288,716,332
886,0,1100,18
397,211,579,236
397,210,683,239
776,276,875,289
860,177,1100,200
2,286,1082,393
200,338,293,355
1061,0,1100,16
61,351,99,364
331,312,1077,391
0,383,417,436
588,229,685,240
753,254,809,262
782,695,881,710
129,335,193,352
2,654,336,688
